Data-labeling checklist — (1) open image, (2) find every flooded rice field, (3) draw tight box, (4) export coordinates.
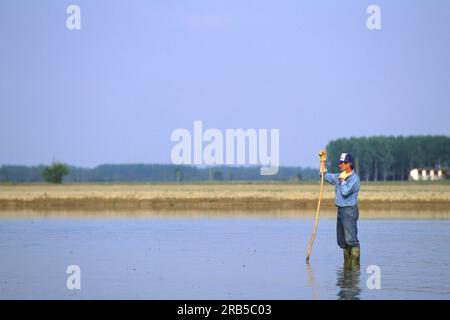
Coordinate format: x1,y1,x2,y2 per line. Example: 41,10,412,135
0,210,449,299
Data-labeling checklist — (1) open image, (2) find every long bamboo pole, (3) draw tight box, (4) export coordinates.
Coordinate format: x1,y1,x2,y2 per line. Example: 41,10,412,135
306,150,327,264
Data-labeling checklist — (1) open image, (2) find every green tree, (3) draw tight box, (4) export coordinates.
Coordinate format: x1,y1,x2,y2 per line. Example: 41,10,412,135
42,162,69,184
212,170,224,181
326,135,450,181
174,167,184,182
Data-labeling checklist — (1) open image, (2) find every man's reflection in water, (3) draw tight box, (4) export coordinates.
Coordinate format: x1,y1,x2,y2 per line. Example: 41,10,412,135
336,264,361,300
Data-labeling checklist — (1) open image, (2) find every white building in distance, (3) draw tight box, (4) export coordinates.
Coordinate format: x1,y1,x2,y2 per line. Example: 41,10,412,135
409,168,448,181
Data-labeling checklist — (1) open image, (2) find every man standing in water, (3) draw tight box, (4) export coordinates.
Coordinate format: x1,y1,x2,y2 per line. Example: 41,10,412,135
320,151,361,266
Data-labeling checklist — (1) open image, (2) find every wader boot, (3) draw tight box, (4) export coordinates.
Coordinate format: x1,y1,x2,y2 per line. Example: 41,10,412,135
343,248,352,268
350,246,360,266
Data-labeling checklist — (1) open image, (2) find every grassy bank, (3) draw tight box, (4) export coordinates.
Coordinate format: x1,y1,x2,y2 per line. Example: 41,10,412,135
0,182,449,211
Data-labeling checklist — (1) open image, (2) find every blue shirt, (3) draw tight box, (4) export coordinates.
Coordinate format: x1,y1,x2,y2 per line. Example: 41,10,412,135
320,169,360,207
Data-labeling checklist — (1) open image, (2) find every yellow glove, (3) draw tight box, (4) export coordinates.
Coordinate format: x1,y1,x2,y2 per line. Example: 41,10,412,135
318,150,327,173
339,171,351,180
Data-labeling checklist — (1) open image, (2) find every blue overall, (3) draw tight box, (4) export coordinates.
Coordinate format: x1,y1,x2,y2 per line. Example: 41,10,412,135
320,169,361,249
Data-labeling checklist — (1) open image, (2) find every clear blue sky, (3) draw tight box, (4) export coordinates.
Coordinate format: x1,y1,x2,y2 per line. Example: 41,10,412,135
1,0,449,168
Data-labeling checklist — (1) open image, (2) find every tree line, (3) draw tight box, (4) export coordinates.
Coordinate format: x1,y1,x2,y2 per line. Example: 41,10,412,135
2,135,448,183
326,135,450,181
0,163,317,183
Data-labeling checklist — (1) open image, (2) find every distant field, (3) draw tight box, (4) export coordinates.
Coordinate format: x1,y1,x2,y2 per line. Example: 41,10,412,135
0,182,449,211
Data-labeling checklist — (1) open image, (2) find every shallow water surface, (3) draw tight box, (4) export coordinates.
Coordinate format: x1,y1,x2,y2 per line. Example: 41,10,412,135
0,212,449,299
